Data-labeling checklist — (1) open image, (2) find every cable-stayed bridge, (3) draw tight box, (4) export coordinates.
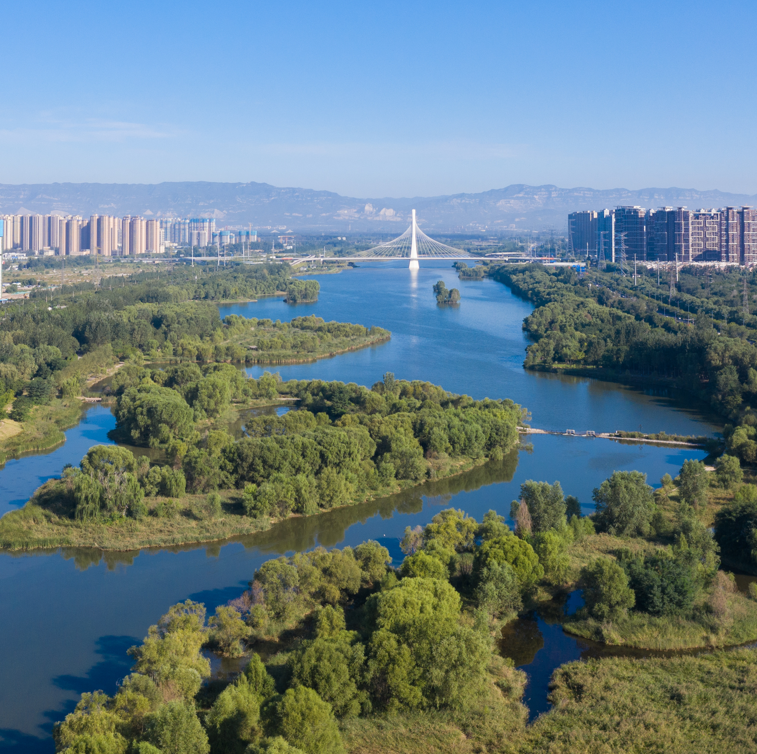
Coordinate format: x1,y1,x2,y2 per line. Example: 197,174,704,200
190,209,522,267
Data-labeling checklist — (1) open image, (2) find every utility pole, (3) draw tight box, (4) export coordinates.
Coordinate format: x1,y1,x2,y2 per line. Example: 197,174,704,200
634,255,637,286
743,273,749,320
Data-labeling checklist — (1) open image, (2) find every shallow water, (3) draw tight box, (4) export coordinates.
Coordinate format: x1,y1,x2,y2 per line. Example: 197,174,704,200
0,262,718,751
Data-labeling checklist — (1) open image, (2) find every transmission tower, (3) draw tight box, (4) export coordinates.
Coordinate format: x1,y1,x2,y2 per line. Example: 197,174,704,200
618,232,628,275
599,231,607,271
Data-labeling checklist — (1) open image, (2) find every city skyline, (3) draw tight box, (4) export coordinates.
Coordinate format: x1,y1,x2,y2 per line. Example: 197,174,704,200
3,0,757,196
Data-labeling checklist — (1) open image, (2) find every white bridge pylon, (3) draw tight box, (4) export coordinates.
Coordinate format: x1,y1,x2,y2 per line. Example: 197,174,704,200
360,209,470,268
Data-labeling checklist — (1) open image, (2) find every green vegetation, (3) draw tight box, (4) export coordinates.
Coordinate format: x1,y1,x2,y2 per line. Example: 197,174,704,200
516,648,757,754
0,263,388,465
488,263,757,424
0,373,524,550
284,280,320,303
53,509,535,754
432,281,460,306
54,492,757,754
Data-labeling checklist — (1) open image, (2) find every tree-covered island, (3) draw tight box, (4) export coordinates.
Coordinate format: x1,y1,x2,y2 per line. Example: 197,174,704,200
0,374,525,550
432,280,460,306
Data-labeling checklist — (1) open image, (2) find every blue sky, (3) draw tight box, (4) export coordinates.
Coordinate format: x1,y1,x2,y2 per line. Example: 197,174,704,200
3,0,757,196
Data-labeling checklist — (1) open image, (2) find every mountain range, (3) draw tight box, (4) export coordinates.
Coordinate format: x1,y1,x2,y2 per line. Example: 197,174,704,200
1,182,755,233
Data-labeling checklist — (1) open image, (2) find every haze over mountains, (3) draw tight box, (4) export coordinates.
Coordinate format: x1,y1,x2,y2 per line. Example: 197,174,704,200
1,182,755,233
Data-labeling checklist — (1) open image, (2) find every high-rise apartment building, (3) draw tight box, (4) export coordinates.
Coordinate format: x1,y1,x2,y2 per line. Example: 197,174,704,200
65,217,82,255
97,216,119,256
741,208,757,265
613,206,647,262
129,217,146,255
568,211,598,256
569,205,757,265
146,219,162,253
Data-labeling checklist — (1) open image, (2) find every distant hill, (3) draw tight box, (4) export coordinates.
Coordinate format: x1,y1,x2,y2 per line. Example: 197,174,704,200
0,182,754,233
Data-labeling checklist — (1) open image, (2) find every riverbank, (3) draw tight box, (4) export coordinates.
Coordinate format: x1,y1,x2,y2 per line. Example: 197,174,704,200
0,454,492,552
0,400,89,468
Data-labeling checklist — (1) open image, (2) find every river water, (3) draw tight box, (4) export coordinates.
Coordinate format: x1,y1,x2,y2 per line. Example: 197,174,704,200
0,263,718,752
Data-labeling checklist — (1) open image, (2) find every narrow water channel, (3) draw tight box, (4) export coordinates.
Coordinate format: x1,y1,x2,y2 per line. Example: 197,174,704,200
0,263,720,752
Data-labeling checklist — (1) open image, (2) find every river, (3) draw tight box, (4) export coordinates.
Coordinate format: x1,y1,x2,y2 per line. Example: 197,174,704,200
0,262,718,752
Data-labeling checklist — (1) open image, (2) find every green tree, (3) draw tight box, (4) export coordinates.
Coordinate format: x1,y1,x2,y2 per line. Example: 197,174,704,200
210,606,251,657
205,675,262,754
475,562,522,617
274,687,344,754
145,701,209,754
714,485,757,571
519,480,566,532
53,692,125,752
116,384,195,447
715,454,743,490
532,530,571,585
622,553,696,616
593,471,655,536
288,634,366,718
474,534,544,591
422,508,478,551
353,540,391,586
677,459,710,508
128,601,210,701
478,510,510,541
400,551,449,580
581,558,635,621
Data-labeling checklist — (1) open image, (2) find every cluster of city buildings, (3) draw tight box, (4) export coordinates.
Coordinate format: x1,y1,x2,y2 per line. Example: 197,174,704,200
0,214,258,256
568,206,757,265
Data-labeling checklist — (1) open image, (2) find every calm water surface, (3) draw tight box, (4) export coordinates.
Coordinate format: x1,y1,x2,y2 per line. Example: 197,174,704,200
0,263,718,751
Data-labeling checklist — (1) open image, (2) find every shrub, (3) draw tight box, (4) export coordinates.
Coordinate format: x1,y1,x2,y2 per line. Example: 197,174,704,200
475,562,522,617
274,687,344,754
593,471,655,536
677,459,710,508
715,455,743,490
621,553,696,617
581,558,635,621
714,485,757,572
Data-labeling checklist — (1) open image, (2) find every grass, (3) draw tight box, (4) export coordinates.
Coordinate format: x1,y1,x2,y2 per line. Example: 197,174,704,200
0,399,86,467
0,455,493,552
513,648,757,754
563,590,757,650
342,657,528,754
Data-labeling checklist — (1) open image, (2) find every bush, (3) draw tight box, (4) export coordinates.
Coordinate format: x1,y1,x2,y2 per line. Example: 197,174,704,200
581,558,635,621
714,485,757,572
677,459,710,508
621,553,696,617
475,562,522,617
10,396,33,421
715,454,743,490
205,491,223,518
274,687,344,754
593,471,655,536
210,605,251,657
145,701,209,754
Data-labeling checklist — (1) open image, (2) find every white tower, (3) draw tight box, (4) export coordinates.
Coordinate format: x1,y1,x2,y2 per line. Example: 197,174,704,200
409,209,419,270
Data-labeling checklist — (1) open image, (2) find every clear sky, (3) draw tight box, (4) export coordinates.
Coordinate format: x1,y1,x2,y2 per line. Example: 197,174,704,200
3,0,757,197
